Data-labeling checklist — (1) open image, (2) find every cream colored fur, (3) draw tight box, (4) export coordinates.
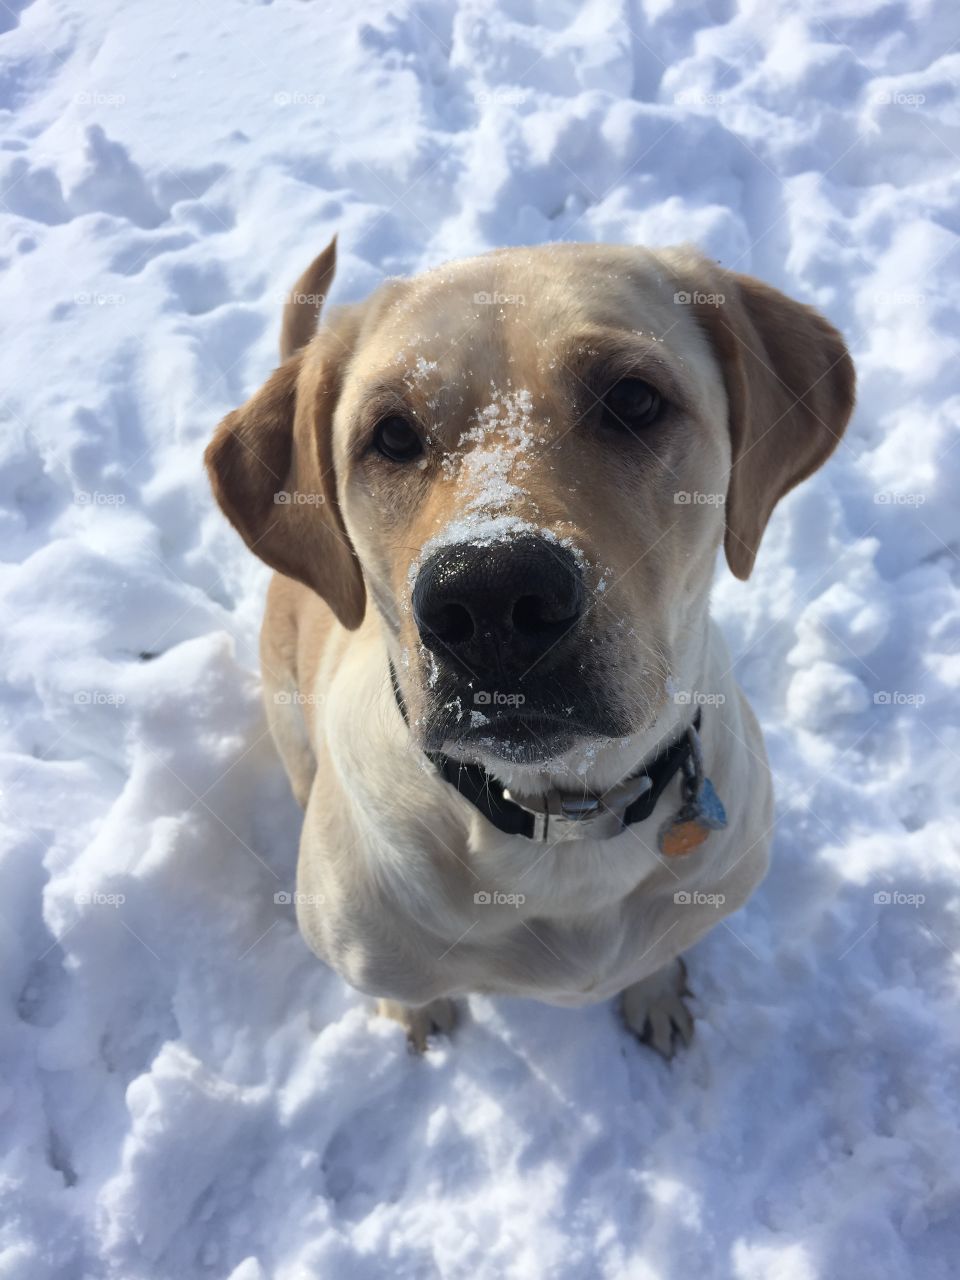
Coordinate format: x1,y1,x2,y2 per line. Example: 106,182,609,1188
207,240,855,1055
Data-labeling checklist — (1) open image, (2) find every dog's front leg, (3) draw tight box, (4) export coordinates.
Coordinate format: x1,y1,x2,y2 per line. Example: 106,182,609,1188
375,997,458,1053
620,957,694,1059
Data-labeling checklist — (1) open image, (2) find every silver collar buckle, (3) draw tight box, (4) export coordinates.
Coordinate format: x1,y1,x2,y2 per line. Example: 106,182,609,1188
502,773,655,842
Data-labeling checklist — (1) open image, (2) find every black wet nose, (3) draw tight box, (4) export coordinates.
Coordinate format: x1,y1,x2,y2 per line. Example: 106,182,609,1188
412,535,585,673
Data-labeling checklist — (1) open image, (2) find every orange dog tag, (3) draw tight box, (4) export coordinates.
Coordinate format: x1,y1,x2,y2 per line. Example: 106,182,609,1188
659,816,713,857
658,778,727,857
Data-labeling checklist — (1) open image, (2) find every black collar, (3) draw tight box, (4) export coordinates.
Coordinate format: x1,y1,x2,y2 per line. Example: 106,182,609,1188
388,663,700,842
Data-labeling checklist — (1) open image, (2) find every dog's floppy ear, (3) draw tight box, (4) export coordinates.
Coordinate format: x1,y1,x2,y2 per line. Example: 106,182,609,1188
204,335,366,631
683,262,856,579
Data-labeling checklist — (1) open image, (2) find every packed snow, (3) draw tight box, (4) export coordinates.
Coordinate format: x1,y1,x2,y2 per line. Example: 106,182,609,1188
1,0,959,1278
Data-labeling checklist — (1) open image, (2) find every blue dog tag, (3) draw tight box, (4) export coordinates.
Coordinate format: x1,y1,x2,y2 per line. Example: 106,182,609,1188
697,777,727,829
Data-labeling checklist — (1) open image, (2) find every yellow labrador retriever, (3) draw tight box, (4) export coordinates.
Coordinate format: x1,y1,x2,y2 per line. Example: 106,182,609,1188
206,239,854,1055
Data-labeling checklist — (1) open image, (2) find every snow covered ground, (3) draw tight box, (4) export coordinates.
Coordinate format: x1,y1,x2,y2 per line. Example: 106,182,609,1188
1,0,959,1276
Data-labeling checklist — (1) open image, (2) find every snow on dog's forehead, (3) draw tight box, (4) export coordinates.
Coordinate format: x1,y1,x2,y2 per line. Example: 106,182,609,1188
401,386,549,586
403,380,600,594
346,245,710,427
345,245,725,435
445,385,537,509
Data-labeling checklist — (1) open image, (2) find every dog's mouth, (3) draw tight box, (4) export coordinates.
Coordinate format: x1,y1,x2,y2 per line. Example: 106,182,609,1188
406,628,653,767
451,707,583,763
423,694,632,766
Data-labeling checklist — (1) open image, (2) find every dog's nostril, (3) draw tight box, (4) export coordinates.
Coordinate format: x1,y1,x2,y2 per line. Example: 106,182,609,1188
430,601,474,645
513,594,551,634
513,581,583,635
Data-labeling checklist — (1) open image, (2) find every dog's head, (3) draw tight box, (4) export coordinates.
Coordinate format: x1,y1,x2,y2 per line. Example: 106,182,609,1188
207,240,854,782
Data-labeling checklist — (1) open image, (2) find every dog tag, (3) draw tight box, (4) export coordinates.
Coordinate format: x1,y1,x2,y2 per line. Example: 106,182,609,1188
658,777,727,857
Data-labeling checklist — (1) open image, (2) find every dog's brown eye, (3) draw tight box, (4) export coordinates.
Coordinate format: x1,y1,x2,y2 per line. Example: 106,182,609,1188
374,416,423,463
602,378,663,431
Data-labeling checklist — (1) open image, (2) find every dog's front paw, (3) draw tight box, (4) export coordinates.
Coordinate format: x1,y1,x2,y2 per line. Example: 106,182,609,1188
375,997,458,1053
620,958,693,1059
